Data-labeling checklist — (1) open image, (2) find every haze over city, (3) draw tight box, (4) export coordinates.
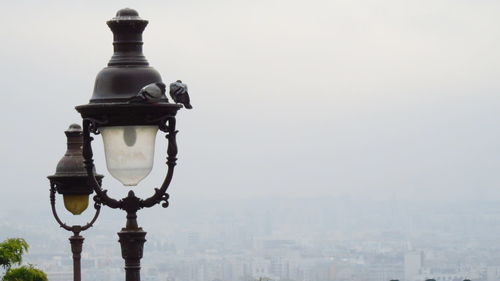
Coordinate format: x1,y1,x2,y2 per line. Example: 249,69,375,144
1,0,500,281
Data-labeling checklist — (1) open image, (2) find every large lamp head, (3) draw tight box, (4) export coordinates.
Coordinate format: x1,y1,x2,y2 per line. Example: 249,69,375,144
48,124,103,215
76,8,181,187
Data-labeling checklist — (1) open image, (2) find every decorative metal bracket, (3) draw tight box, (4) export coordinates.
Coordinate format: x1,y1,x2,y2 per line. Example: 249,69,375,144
49,183,102,281
81,116,178,228
49,182,101,236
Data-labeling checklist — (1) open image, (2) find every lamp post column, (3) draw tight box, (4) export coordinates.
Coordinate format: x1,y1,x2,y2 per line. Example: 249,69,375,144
118,208,147,281
118,229,146,281
69,234,84,281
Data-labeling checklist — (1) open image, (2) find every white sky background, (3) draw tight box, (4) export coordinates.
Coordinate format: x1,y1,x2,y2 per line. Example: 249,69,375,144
1,0,500,213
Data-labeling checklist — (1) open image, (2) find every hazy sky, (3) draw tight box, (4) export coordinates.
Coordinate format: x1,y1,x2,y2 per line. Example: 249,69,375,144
1,0,500,214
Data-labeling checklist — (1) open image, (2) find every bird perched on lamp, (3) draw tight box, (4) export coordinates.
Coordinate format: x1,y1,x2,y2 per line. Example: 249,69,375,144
129,82,167,103
169,80,193,109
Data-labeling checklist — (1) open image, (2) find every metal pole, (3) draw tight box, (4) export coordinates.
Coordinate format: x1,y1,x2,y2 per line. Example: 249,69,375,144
69,235,84,281
118,211,147,281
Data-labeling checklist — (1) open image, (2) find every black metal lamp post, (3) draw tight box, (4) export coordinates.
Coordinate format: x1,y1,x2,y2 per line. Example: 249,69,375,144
74,8,185,281
48,124,104,281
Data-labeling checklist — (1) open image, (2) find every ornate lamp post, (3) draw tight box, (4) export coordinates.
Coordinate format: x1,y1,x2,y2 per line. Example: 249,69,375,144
74,8,188,281
47,124,103,281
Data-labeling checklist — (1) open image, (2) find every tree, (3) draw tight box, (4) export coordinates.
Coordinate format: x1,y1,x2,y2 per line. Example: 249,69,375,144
0,238,47,281
0,239,28,269
2,266,47,281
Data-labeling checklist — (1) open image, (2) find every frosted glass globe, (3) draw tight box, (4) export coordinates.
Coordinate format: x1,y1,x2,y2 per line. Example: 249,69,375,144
100,125,158,186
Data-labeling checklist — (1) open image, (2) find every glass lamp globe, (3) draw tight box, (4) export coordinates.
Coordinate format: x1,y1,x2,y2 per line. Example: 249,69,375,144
100,125,158,186
63,195,89,215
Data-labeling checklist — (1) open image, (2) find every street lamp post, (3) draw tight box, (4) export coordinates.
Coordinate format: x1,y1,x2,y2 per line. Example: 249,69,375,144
48,124,104,281
74,8,186,281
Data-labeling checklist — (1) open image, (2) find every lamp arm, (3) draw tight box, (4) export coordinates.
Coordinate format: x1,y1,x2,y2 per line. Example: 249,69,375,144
82,116,179,212
80,196,102,232
50,183,73,231
82,119,122,209
50,182,102,234
141,117,178,208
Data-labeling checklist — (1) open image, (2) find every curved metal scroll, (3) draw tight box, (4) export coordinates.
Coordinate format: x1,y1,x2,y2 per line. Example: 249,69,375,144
81,116,178,214
49,182,101,235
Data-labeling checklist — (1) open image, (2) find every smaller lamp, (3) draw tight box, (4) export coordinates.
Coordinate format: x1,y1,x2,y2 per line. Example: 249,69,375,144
48,124,103,215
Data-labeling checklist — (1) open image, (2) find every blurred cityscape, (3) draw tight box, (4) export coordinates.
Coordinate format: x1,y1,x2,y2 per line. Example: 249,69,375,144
2,197,500,281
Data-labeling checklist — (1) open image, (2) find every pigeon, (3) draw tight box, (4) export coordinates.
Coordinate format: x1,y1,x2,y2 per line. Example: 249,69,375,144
169,80,193,109
129,82,167,103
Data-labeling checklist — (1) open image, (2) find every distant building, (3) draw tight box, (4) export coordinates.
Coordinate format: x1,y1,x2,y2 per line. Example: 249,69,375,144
46,271,72,281
366,264,403,281
487,266,500,281
404,251,423,281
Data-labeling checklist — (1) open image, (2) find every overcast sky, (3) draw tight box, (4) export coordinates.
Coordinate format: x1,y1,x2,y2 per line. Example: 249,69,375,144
1,0,500,215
